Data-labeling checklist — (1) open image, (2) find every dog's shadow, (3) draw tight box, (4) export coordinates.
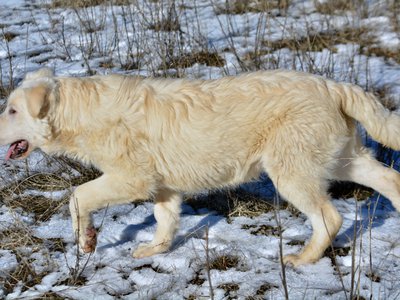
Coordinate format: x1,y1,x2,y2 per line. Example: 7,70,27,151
97,213,156,251
335,194,393,246
97,206,224,252
98,193,394,253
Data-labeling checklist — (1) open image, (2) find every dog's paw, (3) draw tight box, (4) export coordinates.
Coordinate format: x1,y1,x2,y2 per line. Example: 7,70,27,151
282,254,304,267
80,227,97,253
132,242,169,258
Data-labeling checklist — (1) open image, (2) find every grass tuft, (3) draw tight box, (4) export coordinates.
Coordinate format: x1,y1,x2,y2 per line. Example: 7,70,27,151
0,227,43,251
267,27,375,53
218,283,240,297
0,226,55,295
187,190,282,221
50,0,131,8
328,182,374,201
148,18,181,32
365,46,400,64
162,51,225,70
3,32,18,42
215,0,289,15
3,195,68,222
3,251,50,294
209,254,240,271
58,275,87,286
189,270,206,286
242,224,282,237
315,0,364,15
133,263,166,273
324,246,351,269
366,271,381,283
256,282,278,294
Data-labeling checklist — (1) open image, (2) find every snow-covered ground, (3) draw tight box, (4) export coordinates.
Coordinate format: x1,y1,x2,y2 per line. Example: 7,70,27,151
1,0,400,299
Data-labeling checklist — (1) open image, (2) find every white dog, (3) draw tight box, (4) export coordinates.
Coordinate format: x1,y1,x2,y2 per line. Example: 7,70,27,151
1,68,399,267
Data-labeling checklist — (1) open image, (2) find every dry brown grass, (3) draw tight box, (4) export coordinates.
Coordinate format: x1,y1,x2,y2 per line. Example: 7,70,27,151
3,31,17,42
133,263,165,273
218,283,240,298
148,17,181,32
227,195,282,219
5,173,72,193
99,59,115,69
5,195,68,222
324,246,351,271
186,190,281,220
0,168,84,224
0,227,43,251
328,182,374,201
0,217,66,293
209,254,240,271
0,226,54,295
50,0,132,8
365,46,400,64
215,0,289,15
373,86,399,111
241,224,282,237
266,27,375,53
3,251,50,295
266,25,400,67
389,1,400,34
0,86,10,99
314,0,365,15
47,238,67,253
58,275,87,286
161,51,225,70
242,25,388,71
189,270,206,286
366,271,381,283
38,291,66,300
0,157,100,296
246,282,279,300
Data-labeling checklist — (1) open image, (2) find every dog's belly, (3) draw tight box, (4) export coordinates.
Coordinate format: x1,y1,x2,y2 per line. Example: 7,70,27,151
158,156,263,192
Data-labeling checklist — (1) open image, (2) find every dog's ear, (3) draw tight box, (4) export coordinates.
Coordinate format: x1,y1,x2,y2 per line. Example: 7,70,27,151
25,68,54,81
25,85,51,119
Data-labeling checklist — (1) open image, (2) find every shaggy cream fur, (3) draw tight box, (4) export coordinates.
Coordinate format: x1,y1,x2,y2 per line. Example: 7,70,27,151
1,68,400,266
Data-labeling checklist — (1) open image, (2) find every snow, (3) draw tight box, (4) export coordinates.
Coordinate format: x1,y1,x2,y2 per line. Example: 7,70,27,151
0,250,18,275
5,197,400,299
1,0,400,299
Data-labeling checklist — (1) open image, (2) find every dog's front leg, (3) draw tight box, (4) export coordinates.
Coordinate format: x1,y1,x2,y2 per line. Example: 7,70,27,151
69,193,97,253
69,174,151,253
133,189,182,258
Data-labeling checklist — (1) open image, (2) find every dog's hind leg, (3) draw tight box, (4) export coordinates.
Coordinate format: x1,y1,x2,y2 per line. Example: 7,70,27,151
133,189,182,258
69,174,152,253
271,175,343,267
262,135,343,267
334,148,400,212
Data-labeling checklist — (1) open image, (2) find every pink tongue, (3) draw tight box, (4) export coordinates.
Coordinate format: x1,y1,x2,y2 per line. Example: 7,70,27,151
5,143,17,161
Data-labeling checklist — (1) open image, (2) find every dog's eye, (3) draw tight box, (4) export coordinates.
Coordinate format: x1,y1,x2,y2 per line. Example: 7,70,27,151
9,108,17,115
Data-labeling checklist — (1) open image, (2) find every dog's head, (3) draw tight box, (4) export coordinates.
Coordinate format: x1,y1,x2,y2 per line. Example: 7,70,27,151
0,68,57,160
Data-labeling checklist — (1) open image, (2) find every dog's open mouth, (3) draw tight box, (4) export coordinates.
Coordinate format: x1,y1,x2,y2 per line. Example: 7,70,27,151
5,140,30,160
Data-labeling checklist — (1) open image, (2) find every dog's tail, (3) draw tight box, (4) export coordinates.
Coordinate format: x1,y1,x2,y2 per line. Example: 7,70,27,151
334,82,400,150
